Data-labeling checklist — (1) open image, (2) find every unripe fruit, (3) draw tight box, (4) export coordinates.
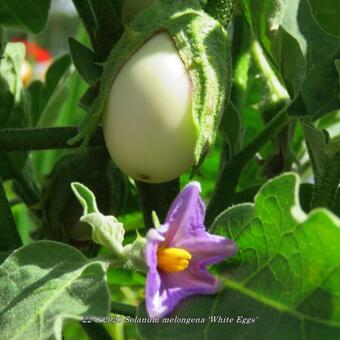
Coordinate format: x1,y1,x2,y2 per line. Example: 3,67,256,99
72,0,231,183
103,32,196,183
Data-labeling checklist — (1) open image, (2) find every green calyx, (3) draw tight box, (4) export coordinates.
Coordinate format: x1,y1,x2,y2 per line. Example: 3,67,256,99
70,0,230,165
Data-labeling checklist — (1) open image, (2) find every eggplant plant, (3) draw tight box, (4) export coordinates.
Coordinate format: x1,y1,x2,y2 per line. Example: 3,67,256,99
0,0,339,339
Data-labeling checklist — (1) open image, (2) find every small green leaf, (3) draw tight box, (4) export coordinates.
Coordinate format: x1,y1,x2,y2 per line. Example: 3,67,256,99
0,0,51,33
137,173,340,338
0,241,110,339
122,237,147,272
42,54,71,108
81,213,125,255
68,37,102,85
0,180,21,251
71,0,96,46
0,42,25,127
71,182,125,256
27,80,44,126
71,182,99,215
26,55,71,127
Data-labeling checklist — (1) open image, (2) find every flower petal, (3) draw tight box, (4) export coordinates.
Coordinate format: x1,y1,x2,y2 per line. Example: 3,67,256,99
176,231,237,265
151,264,221,318
145,225,168,318
164,182,205,246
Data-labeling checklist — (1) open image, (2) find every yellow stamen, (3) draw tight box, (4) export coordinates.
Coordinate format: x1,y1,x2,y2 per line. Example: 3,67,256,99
157,247,192,272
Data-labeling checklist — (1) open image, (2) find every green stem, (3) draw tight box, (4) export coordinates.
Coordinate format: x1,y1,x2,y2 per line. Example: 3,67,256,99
0,127,105,151
111,302,137,317
136,179,180,229
206,107,289,226
0,178,22,251
251,40,288,102
2,154,41,212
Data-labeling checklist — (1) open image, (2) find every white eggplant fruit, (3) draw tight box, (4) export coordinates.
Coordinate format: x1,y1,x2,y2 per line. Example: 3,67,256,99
103,32,196,182
71,0,231,183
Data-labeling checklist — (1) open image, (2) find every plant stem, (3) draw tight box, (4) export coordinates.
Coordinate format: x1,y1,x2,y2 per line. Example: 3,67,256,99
0,178,22,251
3,153,40,209
111,301,137,317
206,107,289,226
0,127,105,151
136,179,180,229
251,40,289,102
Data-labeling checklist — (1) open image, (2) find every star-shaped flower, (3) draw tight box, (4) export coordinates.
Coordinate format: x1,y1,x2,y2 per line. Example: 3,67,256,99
145,182,237,318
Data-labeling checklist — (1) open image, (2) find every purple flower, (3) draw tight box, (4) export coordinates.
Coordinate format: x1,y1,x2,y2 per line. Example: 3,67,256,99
145,182,237,318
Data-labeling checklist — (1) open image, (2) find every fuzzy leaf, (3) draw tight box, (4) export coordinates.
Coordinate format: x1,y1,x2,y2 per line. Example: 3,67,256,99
71,182,125,255
68,37,102,85
0,241,110,339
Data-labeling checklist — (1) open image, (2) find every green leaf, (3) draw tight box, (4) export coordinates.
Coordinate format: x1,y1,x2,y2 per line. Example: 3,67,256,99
43,54,71,107
71,182,99,215
0,0,51,33
219,102,243,157
0,180,21,251
0,241,110,339
205,0,236,27
0,42,25,127
88,0,123,61
302,120,329,178
36,54,72,126
335,60,340,84
27,80,44,126
71,182,125,256
137,173,340,338
309,0,340,38
71,0,96,47
68,37,102,85
302,121,340,209
241,0,340,118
